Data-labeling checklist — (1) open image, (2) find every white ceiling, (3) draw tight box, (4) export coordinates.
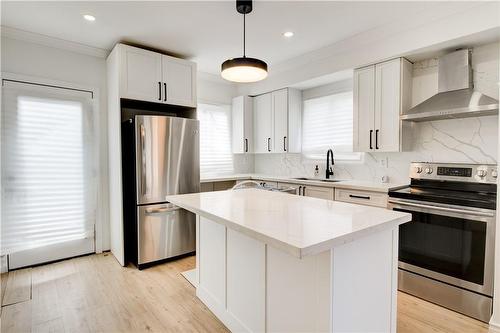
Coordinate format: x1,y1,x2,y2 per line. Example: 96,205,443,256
1,1,477,75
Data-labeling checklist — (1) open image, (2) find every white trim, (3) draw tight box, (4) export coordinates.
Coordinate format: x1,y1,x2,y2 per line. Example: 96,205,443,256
1,26,109,59
1,71,104,254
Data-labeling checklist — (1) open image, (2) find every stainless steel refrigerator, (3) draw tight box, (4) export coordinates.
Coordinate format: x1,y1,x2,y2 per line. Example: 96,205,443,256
125,115,199,268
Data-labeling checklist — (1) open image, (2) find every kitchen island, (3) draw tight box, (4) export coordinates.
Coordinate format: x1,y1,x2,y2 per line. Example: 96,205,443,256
166,189,411,333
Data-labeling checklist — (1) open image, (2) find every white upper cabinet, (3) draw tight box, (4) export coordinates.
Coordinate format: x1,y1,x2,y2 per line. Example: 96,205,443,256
253,88,302,154
120,45,163,103
232,96,253,154
353,66,375,152
273,89,288,153
253,93,273,153
162,55,197,107
353,58,412,152
117,44,196,107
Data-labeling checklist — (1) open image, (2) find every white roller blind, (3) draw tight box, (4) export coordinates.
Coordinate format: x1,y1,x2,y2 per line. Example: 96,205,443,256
1,80,96,255
302,91,362,161
197,103,234,177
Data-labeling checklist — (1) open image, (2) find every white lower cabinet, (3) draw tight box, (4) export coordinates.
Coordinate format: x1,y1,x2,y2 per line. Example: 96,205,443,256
335,188,388,208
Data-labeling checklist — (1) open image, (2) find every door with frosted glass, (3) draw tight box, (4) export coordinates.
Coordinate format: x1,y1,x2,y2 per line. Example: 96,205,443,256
1,80,96,269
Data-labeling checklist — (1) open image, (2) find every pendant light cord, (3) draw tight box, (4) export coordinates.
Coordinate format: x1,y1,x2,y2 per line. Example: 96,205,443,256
243,13,246,58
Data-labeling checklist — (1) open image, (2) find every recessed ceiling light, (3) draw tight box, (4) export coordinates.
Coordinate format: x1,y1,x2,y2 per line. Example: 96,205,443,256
283,31,294,38
83,14,96,22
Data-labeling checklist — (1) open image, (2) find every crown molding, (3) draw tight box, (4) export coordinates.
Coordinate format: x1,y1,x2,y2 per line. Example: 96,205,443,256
1,26,109,58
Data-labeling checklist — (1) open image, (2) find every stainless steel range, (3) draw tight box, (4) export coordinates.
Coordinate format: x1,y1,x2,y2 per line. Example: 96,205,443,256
388,162,497,322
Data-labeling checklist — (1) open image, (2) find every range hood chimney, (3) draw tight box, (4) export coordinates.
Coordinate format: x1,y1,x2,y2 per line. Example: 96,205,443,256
401,49,498,122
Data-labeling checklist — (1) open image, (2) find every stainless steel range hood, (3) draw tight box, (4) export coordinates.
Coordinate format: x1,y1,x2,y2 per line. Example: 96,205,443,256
401,49,498,122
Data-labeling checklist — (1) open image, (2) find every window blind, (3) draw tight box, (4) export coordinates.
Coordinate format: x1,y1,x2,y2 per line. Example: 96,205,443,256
302,91,362,161
197,103,234,177
1,80,95,255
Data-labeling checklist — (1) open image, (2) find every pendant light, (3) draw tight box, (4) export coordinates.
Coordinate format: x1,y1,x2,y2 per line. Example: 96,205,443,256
221,0,268,83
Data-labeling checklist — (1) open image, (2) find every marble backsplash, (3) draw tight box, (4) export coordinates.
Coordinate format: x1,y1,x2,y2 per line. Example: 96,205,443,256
254,115,498,184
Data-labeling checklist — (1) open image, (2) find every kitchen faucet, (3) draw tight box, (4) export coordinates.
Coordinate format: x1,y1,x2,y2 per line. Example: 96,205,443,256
326,149,334,179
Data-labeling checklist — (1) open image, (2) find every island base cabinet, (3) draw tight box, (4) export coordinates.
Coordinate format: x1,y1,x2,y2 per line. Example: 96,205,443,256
196,215,398,333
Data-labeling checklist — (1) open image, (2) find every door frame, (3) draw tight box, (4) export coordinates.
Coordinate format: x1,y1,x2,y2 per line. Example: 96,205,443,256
0,71,105,259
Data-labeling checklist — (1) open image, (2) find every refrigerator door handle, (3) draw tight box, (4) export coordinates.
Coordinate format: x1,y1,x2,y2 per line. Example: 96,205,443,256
140,123,146,196
145,205,180,214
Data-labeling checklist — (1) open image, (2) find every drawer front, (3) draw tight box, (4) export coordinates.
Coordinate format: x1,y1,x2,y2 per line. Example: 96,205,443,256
303,185,334,201
335,188,387,207
277,182,300,195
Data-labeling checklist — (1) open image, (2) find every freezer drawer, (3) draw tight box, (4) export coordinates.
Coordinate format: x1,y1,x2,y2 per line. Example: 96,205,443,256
138,203,195,265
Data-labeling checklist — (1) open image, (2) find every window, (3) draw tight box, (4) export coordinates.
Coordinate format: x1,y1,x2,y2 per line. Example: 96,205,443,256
302,91,362,161
197,103,234,177
1,80,95,258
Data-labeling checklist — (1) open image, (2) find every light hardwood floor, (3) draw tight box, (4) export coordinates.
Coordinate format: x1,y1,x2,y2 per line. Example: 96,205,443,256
0,253,490,333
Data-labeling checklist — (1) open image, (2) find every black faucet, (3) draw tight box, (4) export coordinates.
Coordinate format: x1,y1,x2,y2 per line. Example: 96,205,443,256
326,149,334,179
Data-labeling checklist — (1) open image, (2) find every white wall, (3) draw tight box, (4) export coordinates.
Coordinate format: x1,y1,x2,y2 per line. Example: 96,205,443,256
254,42,499,184
1,36,111,251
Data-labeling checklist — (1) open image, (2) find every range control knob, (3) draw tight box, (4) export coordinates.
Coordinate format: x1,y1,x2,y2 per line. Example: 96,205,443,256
477,169,487,178
492,170,498,179
414,166,423,174
425,167,433,174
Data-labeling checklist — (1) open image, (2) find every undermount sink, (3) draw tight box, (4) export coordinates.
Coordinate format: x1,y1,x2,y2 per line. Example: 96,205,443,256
292,177,343,182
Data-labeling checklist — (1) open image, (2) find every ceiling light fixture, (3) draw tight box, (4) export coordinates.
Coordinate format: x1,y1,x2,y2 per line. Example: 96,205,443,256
83,14,96,22
283,31,294,38
221,0,268,83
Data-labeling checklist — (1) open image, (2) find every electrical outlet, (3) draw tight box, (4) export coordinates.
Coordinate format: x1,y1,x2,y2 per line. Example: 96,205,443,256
379,157,388,168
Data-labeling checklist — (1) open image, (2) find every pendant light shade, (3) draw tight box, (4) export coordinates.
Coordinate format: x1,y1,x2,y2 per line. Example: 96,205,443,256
221,0,268,83
221,57,268,83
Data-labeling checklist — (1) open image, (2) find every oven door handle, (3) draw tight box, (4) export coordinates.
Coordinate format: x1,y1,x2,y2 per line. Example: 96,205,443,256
388,199,495,217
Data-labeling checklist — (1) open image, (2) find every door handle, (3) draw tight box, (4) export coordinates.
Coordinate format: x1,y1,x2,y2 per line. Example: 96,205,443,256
164,83,167,102
283,136,287,152
298,186,302,195
302,186,306,196
267,138,271,152
245,138,248,152
158,82,161,101
140,124,146,195
369,130,373,150
145,205,180,214
375,129,379,150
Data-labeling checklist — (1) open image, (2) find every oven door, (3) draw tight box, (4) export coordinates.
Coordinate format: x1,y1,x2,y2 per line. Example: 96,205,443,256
388,198,495,296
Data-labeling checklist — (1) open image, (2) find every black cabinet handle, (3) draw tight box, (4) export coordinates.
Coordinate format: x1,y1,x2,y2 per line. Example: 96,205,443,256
283,136,287,152
375,129,379,150
369,130,373,150
298,186,302,196
302,186,306,196
267,138,271,152
349,194,370,200
164,83,167,102
158,82,162,100
245,138,248,153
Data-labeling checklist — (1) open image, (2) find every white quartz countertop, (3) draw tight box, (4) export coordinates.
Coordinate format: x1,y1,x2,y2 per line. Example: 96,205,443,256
166,189,411,258
200,174,408,193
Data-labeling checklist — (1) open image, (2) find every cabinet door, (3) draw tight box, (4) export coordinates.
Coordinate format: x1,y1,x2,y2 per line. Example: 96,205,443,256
353,66,375,152
232,96,253,153
375,59,401,152
162,55,197,107
303,185,334,200
272,89,288,153
120,45,162,103
253,93,273,153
